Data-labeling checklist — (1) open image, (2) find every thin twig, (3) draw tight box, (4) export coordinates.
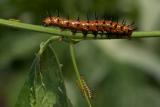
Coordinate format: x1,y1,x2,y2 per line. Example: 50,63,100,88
69,43,92,107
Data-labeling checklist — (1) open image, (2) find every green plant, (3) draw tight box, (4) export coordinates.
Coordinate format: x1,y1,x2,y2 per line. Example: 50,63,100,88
0,18,160,107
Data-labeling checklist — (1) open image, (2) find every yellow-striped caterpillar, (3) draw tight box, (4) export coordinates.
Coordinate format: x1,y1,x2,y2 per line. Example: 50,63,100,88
77,76,93,99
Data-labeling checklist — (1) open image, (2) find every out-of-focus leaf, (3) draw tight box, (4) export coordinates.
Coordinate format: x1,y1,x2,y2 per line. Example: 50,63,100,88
15,41,72,107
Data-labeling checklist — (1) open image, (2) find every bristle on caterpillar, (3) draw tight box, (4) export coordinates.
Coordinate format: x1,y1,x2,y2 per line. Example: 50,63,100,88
42,16,134,39
77,76,93,99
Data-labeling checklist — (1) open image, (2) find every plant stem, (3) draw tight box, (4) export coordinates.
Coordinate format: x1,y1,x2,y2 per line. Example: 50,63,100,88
69,43,92,107
38,36,60,55
0,18,160,39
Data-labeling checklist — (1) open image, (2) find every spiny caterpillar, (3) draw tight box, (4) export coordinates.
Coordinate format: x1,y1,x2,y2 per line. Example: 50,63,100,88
77,76,93,99
42,16,134,38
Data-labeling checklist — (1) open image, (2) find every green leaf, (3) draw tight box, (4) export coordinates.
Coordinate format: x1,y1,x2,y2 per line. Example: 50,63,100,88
15,40,73,107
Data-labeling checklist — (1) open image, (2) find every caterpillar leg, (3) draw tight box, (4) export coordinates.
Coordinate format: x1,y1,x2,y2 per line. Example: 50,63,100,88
82,31,88,38
71,30,77,35
92,31,98,38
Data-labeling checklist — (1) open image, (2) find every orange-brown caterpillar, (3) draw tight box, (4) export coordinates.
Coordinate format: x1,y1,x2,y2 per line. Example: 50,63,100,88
77,76,93,99
42,16,134,38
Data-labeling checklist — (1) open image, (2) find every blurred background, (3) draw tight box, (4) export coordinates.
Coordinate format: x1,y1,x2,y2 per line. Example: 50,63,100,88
0,0,160,107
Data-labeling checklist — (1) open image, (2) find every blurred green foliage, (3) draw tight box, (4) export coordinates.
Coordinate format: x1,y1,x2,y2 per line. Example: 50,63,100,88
0,0,160,107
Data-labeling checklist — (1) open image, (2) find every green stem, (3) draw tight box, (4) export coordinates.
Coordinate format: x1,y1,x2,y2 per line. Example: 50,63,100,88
69,43,92,107
0,18,160,39
38,36,60,55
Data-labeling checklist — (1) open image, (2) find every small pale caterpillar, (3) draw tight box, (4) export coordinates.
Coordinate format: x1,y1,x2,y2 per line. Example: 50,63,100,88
77,76,93,99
